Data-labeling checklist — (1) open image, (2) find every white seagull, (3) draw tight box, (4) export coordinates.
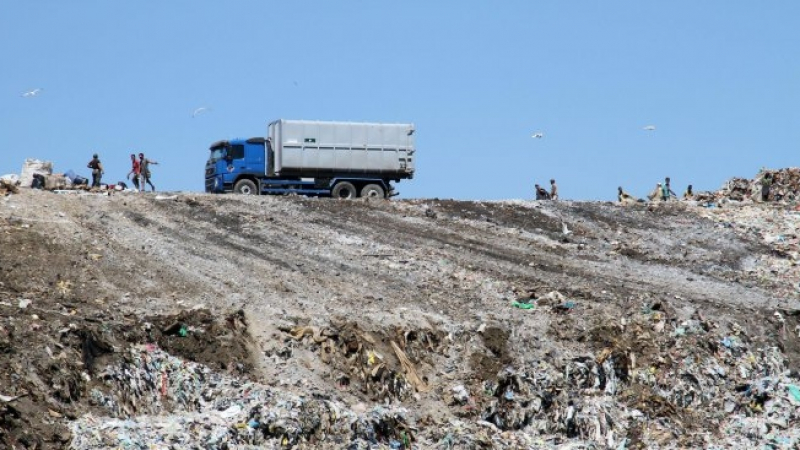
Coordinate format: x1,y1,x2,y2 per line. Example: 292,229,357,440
21,88,43,97
561,222,572,236
642,125,656,131
192,107,210,118
531,132,544,139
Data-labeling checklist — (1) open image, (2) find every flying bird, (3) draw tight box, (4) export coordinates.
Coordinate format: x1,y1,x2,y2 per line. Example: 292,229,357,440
192,107,210,118
21,88,42,97
531,132,544,139
642,125,656,131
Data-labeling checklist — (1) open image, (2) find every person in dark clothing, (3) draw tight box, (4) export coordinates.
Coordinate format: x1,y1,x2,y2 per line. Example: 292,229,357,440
87,153,104,188
761,173,772,202
535,184,551,200
31,173,46,189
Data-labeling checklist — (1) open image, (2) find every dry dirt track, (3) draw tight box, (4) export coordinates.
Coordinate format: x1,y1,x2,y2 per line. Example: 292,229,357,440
1,189,799,449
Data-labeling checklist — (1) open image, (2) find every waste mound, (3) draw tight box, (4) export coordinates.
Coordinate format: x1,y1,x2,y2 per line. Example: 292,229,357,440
696,167,800,203
285,320,445,402
72,345,417,449
0,297,252,450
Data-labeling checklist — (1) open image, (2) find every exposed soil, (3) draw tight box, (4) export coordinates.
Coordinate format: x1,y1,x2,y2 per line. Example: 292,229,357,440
1,189,799,448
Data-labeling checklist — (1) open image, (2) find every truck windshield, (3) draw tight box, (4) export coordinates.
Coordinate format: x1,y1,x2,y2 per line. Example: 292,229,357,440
209,147,226,162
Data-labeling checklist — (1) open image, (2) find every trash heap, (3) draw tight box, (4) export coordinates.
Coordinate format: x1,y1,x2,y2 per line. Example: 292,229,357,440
19,159,54,189
272,311,800,448
436,304,799,449
696,168,800,203
286,322,442,403
71,345,417,449
0,176,19,196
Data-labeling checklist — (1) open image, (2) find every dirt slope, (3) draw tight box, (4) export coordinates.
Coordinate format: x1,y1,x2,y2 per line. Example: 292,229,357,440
1,190,799,449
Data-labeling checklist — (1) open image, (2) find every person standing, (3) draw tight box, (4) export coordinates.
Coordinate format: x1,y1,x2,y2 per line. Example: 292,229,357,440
761,173,772,202
138,153,158,192
661,177,677,201
127,153,141,191
549,179,559,200
87,153,104,188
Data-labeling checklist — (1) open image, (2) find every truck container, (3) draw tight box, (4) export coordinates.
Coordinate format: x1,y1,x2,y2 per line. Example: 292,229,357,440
205,119,415,198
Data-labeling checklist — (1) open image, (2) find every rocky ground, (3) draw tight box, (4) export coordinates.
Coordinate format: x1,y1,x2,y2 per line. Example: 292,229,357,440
1,188,799,449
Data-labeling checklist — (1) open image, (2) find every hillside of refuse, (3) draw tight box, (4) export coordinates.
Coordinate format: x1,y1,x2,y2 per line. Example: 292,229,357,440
1,185,800,449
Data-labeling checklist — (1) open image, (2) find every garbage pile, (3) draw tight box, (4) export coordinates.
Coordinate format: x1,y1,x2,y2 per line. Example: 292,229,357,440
19,159,53,188
71,344,418,449
0,175,19,195
286,321,443,403
695,168,800,203
455,304,800,449
16,158,93,191
0,293,257,450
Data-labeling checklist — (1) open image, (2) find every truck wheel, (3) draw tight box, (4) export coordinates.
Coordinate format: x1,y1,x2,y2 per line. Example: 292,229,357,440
234,179,257,195
331,181,357,199
360,184,385,199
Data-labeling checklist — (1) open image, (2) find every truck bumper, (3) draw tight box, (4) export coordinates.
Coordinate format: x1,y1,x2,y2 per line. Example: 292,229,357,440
205,176,226,193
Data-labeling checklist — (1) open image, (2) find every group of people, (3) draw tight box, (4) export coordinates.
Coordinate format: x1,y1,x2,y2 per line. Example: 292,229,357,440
646,176,679,202
86,152,158,192
535,179,558,200
618,176,694,204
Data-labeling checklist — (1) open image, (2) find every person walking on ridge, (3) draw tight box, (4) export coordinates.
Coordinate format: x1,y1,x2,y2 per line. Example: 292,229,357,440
127,153,141,191
138,153,158,192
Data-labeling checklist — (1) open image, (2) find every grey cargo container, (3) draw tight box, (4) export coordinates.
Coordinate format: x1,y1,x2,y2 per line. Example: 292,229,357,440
267,119,415,178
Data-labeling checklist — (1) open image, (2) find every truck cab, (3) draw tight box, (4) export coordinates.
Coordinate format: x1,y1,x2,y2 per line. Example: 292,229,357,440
205,138,266,194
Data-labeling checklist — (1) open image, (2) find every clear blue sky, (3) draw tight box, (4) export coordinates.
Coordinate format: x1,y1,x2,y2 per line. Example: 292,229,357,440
2,1,798,200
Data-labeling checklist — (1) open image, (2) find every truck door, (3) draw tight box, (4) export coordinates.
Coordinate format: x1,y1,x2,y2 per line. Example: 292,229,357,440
224,144,246,181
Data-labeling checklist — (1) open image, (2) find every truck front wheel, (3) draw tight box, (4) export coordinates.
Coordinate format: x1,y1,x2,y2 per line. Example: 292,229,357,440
360,184,385,199
331,181,357,199
234,179,257,195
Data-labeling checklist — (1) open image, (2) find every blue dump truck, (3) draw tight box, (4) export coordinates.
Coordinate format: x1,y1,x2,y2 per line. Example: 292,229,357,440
205,119,416,198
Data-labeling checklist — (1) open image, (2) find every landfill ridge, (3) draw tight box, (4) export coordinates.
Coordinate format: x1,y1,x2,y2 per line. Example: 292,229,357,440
1,187,800,449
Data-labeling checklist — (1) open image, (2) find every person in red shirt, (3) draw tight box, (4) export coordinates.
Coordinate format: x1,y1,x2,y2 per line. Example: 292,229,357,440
127,154,141,191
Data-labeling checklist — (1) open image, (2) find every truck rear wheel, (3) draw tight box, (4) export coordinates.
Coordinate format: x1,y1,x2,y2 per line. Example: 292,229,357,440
360,184,385,199
234,179,257,195
331,181,357,199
